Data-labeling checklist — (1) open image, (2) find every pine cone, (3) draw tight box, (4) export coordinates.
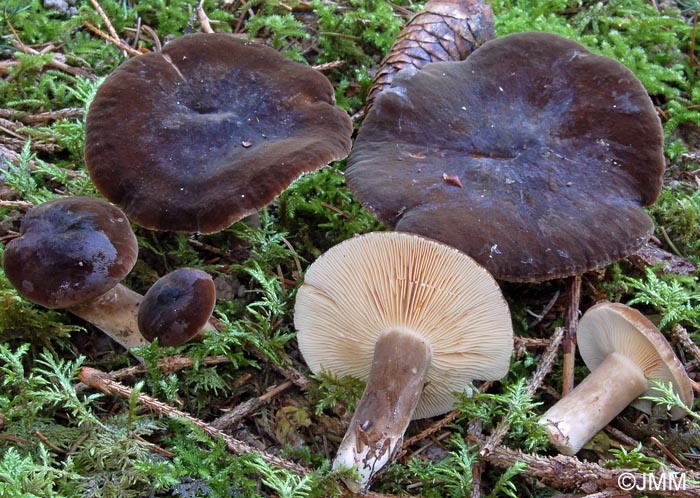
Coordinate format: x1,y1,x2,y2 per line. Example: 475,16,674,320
365,0,495,112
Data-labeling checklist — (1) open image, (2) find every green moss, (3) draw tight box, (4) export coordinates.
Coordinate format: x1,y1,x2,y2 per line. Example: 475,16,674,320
649,187,700,258
0,0,699,495
493,0,700,141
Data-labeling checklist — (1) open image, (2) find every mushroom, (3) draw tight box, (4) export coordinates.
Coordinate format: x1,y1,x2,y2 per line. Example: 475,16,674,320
2,196,146,350
294,231,513,492
138,267,217,347
346,31,665,282
539,302,694,455
365,0,495,111
85,32,353,234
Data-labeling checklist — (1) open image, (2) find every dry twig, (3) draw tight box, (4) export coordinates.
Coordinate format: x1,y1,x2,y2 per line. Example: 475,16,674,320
9,41,94,79
196,0,215,33
0,200,33,209
480,327,564,455
527,289,560,328
0,108,83,124
0,144,85,180
400,381,494,459
211,380,294,430
471,433,700,497
84,0,145,57
672,323,700,365
78,367,309,474
562,275,582,395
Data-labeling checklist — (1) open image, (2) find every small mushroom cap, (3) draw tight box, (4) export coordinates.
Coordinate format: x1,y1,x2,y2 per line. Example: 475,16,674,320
347,31,665,282
138,268,216,347
294,231,514,419
85,33,353,234
577,302,694,420
2,196,137,309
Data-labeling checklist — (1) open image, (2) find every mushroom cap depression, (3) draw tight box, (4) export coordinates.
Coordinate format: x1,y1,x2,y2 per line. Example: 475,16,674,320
138,268,216,347
85,33,353,234
346,31,665,282
2,196,138,309
294,231,513,419
577,302,694,420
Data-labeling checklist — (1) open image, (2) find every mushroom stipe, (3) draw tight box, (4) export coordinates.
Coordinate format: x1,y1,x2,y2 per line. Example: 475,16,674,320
294,231,514,492
2,197,147,350
539,302,694,455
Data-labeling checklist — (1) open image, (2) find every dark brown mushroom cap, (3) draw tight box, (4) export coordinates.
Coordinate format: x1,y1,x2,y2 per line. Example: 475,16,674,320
346,31,665,282
137,268,216,347
2,196,137,308
85,33,353,234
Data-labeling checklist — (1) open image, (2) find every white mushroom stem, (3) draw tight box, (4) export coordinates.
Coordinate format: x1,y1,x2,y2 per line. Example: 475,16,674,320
67,283,147,350
539,352,648,455
333,328,432,493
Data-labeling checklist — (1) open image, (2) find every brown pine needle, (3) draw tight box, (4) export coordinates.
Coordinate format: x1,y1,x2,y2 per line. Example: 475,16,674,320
650,436,686,470
400,381,493,459
82,21,144,58
89,0,119,40
78,367,309,475
0,107,84,123
34,431,66,454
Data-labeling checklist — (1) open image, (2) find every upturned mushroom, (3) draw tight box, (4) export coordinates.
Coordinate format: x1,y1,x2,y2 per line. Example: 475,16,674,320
294,231,513,492
2,196,146,350
138,267,217,347
539,302,694,455
85,32,353,234
346,31,665,282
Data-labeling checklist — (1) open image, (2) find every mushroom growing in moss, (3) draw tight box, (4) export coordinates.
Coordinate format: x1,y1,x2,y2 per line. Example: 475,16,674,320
138,267,217,347
347,31,665,282
85,32,353,234
2,196,146,350
539,302,694,455
294,231,513,492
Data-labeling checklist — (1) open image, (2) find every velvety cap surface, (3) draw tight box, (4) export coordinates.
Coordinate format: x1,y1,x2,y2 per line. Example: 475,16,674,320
2,196,137,308
347,32,665,282
85,33,353,233
294,231,513,419
138,268,216,346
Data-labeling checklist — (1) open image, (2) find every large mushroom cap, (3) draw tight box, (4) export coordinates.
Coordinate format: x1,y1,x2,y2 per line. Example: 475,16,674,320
138,268,216,347
85,33,353,234
577,302,694,420
294,231,513,419
2,196,138,309
346,31,665,282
